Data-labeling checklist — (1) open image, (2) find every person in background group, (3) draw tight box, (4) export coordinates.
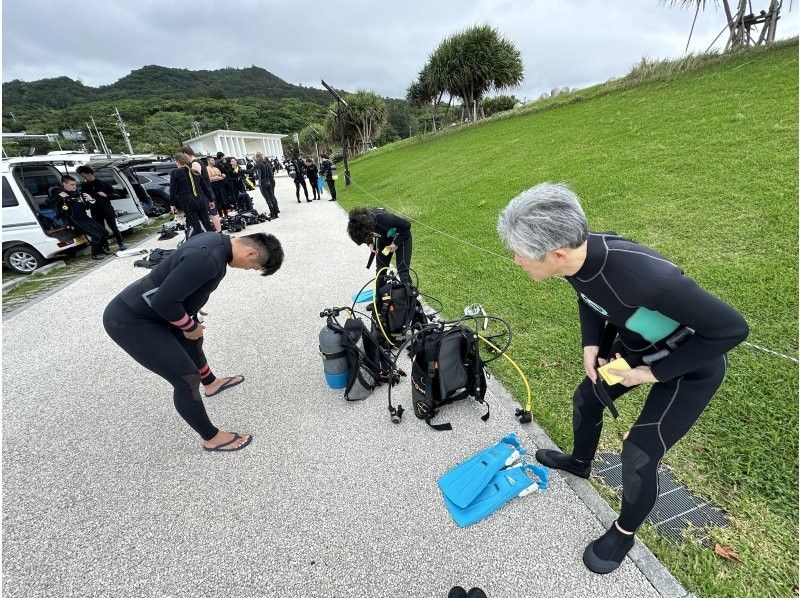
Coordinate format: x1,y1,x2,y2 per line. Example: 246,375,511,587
216,152,235,212
204,156,225,230
255,152,280,219
305,158,320,200
75,165,127,251
170,152,213,237
291,155,310,203
319,155,337,202
228,158,251,211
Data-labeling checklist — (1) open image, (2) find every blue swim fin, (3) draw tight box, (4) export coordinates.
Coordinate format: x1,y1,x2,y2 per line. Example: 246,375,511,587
444,463,549,528
438,433,525,509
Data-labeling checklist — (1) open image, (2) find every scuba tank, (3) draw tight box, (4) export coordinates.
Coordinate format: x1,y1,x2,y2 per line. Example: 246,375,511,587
319,308,349,389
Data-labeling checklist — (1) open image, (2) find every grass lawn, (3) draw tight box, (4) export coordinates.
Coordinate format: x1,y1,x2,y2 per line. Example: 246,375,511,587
338,41,798,597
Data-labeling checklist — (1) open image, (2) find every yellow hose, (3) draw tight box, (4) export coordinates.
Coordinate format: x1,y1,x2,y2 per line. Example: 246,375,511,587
372,267,397,348
478,334,533,414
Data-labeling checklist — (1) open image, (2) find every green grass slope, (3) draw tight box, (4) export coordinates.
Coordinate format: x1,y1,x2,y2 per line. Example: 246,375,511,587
339,42,798,597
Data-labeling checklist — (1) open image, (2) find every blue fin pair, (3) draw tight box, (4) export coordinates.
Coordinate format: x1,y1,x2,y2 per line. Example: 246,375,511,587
439,433,549,527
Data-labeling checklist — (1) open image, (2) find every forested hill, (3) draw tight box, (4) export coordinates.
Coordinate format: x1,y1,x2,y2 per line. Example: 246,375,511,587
2,65,335,109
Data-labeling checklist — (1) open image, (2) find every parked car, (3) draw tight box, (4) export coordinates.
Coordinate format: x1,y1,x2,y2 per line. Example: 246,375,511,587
2,154,149,274
131,161,176,178
134,172,171,211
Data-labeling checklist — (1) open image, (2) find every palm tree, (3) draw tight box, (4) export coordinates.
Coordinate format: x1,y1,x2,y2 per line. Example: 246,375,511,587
425,24,524,122
664,0,785,52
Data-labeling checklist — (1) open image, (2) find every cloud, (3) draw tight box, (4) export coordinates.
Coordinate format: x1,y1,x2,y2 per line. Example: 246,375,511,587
3,0,797,100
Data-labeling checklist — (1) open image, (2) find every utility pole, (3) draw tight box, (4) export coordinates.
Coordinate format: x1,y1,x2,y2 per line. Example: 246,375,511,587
309,126,321,165
85,122,99,153
90,117,111,154
321,79,350,186
111,107,134,154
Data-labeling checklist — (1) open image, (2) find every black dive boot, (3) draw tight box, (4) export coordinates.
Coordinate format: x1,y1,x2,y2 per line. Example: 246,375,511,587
535,449,591,478
583,521,635,574
448,588,467,598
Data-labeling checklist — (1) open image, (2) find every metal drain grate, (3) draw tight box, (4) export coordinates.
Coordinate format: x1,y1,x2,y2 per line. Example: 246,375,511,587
593,452,728,542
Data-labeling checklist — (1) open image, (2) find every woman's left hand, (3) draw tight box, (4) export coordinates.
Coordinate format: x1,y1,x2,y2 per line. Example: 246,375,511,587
606,365,658,387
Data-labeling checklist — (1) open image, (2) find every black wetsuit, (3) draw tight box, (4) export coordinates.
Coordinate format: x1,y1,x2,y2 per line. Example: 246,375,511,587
49,188,109,257
320,159,336,200
564,232,749,532
170,165,213,237
292,159,309,202
256,160,279,218
372,208,412,285
305,163,320,200
81,178,124,248
102,232,232,440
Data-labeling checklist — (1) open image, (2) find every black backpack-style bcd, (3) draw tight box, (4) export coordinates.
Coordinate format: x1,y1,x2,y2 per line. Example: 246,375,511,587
373,275,427,345
389,323,489,431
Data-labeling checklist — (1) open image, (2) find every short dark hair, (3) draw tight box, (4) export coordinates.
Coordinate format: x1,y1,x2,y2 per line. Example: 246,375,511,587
180,145,195,157
216,152,225,159
75,165,94,175
241,233,284,276
347,207,376,245
61,175,76,183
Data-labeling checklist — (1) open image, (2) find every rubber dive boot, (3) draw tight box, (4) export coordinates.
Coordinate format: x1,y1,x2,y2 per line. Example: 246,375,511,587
582,522,635,574
535,449,591,479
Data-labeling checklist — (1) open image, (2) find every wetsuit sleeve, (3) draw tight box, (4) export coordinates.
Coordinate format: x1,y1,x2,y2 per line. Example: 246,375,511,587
577,296,605,347
632,272,749,381
148,253,218,332
169,170,178,207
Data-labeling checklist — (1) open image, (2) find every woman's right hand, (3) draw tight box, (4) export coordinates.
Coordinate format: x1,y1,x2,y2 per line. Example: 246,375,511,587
583,345,604,383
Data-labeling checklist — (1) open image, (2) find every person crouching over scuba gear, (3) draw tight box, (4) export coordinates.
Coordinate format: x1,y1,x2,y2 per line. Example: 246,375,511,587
103,232,284,452
347,207,412,285
75,165,127,251
48,175,110,260
497,182,749,574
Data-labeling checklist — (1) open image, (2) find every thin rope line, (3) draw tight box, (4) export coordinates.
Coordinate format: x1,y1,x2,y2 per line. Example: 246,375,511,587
347,176,799,365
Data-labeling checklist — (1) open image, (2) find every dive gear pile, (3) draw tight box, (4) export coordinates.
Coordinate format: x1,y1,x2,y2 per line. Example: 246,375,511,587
319,268,530,430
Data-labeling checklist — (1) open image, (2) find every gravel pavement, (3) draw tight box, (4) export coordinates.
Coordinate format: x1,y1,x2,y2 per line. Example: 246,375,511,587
3,173,676,597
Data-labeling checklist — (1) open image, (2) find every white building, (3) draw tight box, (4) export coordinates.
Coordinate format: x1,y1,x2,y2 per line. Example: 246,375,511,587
183,129,286,159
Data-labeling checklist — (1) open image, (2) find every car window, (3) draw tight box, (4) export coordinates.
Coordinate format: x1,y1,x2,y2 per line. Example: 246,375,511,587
2,177,19,207
93,169,130,198
137,174,151,184
12,165,63,207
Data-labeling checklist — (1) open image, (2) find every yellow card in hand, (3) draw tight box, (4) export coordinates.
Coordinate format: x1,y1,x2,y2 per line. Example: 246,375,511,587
598,358,631,385
381,246,392,255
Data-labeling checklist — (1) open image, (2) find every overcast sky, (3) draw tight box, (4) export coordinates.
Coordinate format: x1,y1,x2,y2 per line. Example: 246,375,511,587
3,0,798,101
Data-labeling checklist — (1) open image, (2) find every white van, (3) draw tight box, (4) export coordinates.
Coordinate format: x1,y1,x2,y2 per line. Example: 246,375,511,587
2,154,150,274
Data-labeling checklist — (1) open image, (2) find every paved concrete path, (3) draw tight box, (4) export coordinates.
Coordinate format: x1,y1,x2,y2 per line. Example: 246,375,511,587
2,173,685,597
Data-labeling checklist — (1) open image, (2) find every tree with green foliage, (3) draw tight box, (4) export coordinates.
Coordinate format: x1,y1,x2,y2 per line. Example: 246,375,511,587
343,90,388,153
417,24,524,122
483,95,519,117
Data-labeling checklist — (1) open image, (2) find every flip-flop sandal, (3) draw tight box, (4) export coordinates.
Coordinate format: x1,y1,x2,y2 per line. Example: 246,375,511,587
203,432,253,452
204,375,245,397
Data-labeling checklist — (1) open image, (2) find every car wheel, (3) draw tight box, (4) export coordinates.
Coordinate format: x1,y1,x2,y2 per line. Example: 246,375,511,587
3,245,46,274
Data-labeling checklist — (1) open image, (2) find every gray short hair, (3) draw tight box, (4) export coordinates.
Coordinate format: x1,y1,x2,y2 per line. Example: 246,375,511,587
497,182,588,260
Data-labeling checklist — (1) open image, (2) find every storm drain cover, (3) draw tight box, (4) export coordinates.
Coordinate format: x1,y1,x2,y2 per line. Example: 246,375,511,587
592,452,728,542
